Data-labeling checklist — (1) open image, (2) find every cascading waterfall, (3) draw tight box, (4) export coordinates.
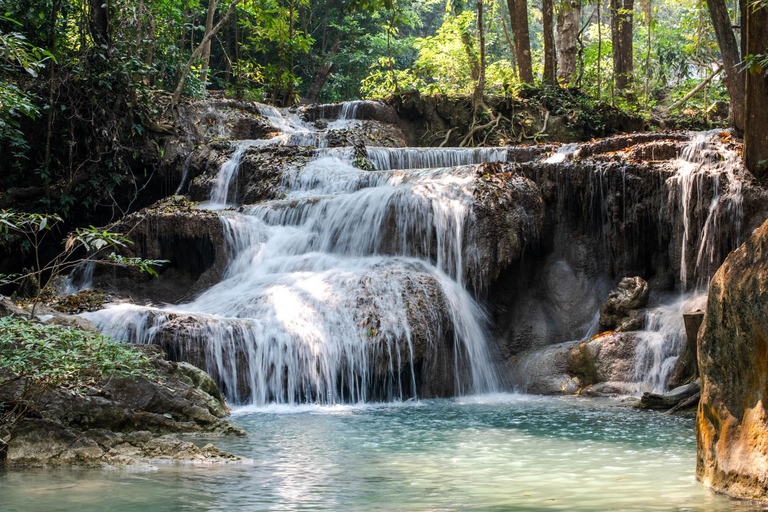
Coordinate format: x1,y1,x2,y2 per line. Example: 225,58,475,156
87,125,501,406
670,130,744,289
632,293,708,393
206,140,258,207
367,147,511,171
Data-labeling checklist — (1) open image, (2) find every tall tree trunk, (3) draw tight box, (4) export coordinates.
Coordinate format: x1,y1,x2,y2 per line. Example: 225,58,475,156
200,0,217,84
507,0,534,83
543,0,557,84
305,37,342,103
597,0,603,99
461,31,481,81
556,0,581,84
501,0,518,76
744,2,768,177
705,0,746,131
89,0,110,47
474,0,487,106
173,0,242,106
610,0,634,92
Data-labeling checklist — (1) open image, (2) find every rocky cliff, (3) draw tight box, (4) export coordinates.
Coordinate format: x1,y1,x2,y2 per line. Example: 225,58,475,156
697,218,768,500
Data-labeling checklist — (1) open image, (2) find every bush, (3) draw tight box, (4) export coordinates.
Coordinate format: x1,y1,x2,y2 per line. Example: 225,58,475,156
0,316,155,437
0,316,153,395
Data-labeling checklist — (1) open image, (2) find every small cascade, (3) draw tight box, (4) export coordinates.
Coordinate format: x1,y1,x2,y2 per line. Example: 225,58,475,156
632,293,707,393
174,153,194,195
669,131,745,289
367,147,511,171
206,140,257,207
544,143,579,164
256,103,323,147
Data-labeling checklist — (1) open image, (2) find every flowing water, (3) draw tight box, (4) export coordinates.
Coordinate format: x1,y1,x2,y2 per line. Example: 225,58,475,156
85,107,503,405
2,395,765,512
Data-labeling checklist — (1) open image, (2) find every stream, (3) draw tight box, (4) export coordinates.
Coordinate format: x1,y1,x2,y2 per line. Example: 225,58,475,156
2,395,767,512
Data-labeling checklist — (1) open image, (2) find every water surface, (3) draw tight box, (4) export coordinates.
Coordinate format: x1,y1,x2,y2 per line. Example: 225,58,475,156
2,395,766,512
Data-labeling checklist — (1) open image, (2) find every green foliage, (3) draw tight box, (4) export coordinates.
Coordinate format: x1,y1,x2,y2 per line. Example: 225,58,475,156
0,316,154,396
0,210,166,311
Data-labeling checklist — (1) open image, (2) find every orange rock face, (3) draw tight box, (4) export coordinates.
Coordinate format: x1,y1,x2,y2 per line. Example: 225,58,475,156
697,218,768,500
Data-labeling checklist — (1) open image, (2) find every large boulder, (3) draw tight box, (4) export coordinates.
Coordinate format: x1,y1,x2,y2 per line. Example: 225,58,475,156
509,331,639,395
697,218,768,501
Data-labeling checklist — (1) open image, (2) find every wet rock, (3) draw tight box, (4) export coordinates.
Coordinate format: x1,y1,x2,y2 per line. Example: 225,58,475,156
92,199,228,303
324,120,407,148
668,310,704,389
697,218,768,501
639,380,700,410
2,348,246,468
4,418,243,468
599,277,650,331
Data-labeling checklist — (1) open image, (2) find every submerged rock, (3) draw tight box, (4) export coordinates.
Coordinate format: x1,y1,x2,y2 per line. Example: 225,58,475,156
638,380,700,411
697,218,768,501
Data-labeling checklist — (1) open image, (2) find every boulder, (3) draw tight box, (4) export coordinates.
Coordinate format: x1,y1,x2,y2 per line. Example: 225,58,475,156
509,332,639,395
5,419,243,468
639,380,700,410
697,218,768,501
599,277,650,331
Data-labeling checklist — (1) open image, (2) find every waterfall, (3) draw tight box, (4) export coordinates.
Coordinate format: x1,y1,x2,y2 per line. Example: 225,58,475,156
632,293,707,393
670,131,745,289
206,140,257,207
174,153,194,195
87,130,504,406
367,147,511,170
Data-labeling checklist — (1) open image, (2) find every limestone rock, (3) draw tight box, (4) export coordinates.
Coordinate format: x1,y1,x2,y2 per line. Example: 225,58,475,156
599,277,650,331
697,218,768,501
509,332,639,395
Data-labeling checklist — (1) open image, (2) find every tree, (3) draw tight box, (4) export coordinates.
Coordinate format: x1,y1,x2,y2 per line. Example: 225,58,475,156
200,0,217,84
743,0,768,177
556,0,582,83
610,0,634,93
173,0,242,106
543,0,557,84
705,0,745,130
507,0,534,83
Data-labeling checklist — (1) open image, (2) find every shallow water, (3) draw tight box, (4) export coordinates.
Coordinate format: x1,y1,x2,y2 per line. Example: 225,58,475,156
2,395,766,512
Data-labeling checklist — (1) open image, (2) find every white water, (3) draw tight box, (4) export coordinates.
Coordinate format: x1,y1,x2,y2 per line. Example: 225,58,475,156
204,140,260,208
88,126,502,406
670,131,744,289
633,293,708,393
367,147,511,170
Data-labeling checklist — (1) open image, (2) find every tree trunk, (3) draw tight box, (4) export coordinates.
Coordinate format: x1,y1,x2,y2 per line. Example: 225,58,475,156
305,62,336,103
173,0,242,106
556,0,581,83
474,0,487,106
610,0,634,92
89,0,110,47
543,0,557,84
461,31,480,82
501,0,518,76
507,0,534,83
744,2,768,178
200,0,217,84
705,0,746,131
